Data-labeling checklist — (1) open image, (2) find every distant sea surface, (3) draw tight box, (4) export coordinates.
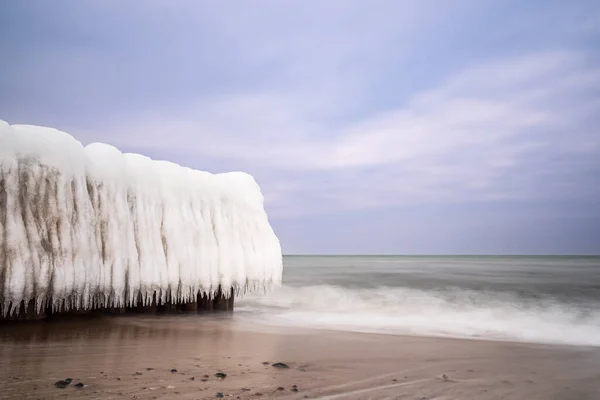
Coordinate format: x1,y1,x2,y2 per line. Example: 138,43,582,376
236,255,600,347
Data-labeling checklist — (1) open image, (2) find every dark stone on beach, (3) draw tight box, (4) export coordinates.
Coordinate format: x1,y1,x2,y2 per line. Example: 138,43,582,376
272,363,289,369
74,382,85,388
277,387,285,391
116,377,121,380
254,393,263,396
241,388,251,391
216,393,224,398
262,362,270,365
292,387,299,392
170,369,178,373
54,378,72,388
215,372,227,379
201,379,208,382
393,378,398,382
146,368,154,371
204,374,210,378
135,372,143,375
190,377,195,381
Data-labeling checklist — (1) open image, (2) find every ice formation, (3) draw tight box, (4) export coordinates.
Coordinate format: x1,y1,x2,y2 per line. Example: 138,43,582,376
0,120,282,317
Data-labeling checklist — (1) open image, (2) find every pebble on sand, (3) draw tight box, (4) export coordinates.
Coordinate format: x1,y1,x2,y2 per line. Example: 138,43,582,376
54,378,72,388
441,373,452,382
216,372,227,379
170,369,178,373
272,363,289,369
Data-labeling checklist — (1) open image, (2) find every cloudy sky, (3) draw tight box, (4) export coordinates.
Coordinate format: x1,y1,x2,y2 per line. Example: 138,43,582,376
1,1,599,254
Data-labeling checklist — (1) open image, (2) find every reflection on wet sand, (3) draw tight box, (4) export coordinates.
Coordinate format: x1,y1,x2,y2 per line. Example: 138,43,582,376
2,316,599,400
0,315,283,399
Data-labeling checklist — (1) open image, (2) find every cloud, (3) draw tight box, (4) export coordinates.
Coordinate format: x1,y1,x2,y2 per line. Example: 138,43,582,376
1,0,599,222
75,50,599,218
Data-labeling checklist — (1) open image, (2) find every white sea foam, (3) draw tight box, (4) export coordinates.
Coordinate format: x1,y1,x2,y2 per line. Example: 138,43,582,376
0,120,282,316
236,284,600,347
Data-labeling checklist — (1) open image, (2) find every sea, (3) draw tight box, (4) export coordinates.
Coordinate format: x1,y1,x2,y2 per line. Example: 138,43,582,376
236,255,600,347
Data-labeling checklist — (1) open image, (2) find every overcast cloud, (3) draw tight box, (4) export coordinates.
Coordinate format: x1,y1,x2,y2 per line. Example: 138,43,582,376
1,0,599,254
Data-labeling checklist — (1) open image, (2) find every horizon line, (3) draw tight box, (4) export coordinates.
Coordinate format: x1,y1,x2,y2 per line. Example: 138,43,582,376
282,254,600,257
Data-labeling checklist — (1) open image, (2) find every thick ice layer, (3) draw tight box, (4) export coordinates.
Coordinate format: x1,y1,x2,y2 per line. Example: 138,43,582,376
0,120,282,316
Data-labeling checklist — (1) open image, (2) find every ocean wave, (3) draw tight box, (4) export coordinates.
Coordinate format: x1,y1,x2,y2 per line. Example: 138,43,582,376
236,284,600,347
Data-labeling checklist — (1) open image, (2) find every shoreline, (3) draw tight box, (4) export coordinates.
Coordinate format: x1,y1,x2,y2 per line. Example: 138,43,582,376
2,315,599,399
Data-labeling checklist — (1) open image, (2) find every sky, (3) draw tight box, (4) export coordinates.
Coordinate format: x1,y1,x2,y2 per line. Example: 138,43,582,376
1,1,599,254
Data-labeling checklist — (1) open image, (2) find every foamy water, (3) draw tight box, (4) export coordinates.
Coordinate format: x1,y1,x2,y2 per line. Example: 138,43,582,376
236,256,600,347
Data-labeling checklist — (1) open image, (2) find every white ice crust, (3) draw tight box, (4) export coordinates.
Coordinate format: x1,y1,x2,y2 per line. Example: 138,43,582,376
0,120,282,316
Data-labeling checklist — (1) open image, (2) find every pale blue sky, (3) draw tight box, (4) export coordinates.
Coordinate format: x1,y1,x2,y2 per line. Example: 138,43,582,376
1,1,599,254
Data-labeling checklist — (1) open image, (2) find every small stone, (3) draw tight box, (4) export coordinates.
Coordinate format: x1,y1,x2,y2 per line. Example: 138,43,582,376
74,382,85,388
262,362,270,365
393,378,398,382
54,379,72,389
216,393,225,398
254,393,263,397
204,374,210,378
135,372,143,376
215,372,227,379
272,363,289,369
146,368,154,371
201,379,208,382
291,387,299,392
190,377,195,381
277,387,285,391
170,369,178,373
117,377,121,381
241,388,251,391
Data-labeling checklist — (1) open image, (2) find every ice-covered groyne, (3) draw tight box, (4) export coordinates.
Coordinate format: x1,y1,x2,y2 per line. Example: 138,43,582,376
0,120,282,319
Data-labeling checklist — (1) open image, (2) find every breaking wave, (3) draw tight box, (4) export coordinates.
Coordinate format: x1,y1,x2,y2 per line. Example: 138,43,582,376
236,284,600,347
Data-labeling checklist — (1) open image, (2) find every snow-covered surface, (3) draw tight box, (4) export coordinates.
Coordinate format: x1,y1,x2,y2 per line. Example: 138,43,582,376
0,120,282,316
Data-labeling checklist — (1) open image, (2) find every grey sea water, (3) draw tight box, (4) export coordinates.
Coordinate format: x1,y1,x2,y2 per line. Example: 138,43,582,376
236,255,600,346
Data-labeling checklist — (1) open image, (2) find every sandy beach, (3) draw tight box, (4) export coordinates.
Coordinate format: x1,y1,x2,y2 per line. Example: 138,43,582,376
1,315,599,400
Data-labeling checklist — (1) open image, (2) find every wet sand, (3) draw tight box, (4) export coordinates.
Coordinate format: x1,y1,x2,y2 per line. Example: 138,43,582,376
1,315,599,399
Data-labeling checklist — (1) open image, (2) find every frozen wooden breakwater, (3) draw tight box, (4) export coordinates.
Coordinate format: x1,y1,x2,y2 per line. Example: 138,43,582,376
0,120,282,321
